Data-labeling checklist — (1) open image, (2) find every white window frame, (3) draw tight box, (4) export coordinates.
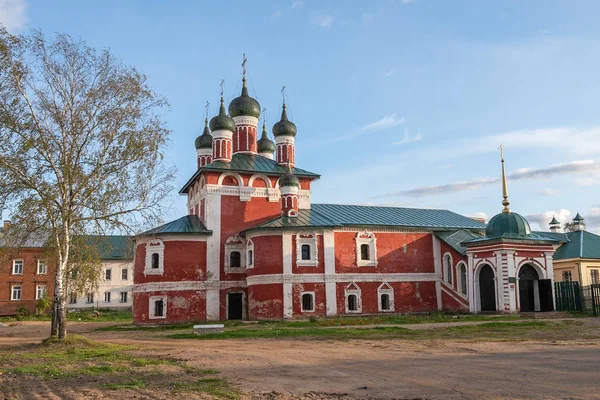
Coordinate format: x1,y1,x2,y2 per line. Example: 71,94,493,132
443,253,453,286
121,268,128,281
144,239,165,276
36,284,47,300
86,293,94,304
11,285,22,301
12,260,23,275
104,291,111,303
456,261,468,297
300,291,315,312
120,291,128,303
296,233,319,267
246,239,254,269
224,235,246,274
591,269,600,285
377,282,395,312
149,295,167,319
104,268,112,281
355,231,377,267
345,282,362,313
68,293,77,304
37,260,47,275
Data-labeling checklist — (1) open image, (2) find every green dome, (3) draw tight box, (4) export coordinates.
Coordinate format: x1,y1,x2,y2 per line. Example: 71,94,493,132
195,118,213,149
209,97,235,132
280,167,300,187
257,124,275,154
272,104,297,137
228,79,261,118
485,212,531,238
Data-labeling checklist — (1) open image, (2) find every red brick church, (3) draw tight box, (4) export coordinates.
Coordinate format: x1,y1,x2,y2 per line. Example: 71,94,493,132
132,65,559,324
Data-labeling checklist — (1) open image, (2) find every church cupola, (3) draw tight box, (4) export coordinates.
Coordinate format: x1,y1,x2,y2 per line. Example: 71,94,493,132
229,55,260,155
257,123,275,159
210,96,235,162
273,102,297,167
549,216,561,232
571,213,586,231
279,164,299,217
195,118,213,168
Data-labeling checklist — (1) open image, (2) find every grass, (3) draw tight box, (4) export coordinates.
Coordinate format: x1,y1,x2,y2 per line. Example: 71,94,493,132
0,309,133,323
0,334,238,398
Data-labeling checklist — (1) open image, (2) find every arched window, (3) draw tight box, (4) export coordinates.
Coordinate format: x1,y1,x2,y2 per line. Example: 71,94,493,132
459,263,467,295
248,250,253,266
444,254,453,285
347,294,358,311
360,244,370,261
301,244,311,260
380,294,391,311
230,251,241,268
151,253,159,269
301,293,314,312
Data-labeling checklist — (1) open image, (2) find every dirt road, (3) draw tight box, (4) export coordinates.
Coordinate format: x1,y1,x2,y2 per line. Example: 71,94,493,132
1,320,600,399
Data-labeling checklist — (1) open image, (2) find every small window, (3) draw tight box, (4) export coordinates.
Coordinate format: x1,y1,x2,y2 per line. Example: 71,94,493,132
591,269,600,285
36,285,47,300
104,292,111,303
380,293,391,311
459,264,467,295
11,285,22,301
120,292,128,303
360,244,370,261
444,254,453,285
13,260,23,275
230,251,241,268
121,268,128,280
154,299,164,317
562,271,572,282
69,293,77,304
248,250,253,266
105,269,112,281
86,293,94,304
151,253,160,269
38,260,47,275
301,244,311,261
301,293,314,312
347,294,358,311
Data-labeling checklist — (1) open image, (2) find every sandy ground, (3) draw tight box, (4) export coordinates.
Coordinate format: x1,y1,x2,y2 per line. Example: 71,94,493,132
1,320,600,399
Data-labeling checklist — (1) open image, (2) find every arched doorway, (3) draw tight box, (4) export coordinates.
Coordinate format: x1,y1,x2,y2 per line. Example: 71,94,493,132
518,264,539,312
479,265,496,312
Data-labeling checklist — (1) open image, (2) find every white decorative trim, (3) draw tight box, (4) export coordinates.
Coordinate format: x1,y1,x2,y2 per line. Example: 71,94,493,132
194,184,310,204
233,116,259,126
377,282,395,312
217,172,244,187
246,239,254,269
345,282,362,313
224,235,246,274
133,280,247,293
248,174,272,188
355,231,377,267
456,261,468,298
275,136,295,145
258,151,274,160
296,233,319,267
442,252,453,286
144,240,164,276
246,272,439,286
300,291,316,312
212,129,233,140
149,295,167,319
323,230,337,316
197,148,211,157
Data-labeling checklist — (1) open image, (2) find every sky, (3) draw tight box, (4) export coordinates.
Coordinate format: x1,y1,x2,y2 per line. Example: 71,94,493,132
2,0,600,233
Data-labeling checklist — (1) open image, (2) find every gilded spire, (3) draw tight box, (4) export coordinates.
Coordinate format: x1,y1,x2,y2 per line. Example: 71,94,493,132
499,144,510,213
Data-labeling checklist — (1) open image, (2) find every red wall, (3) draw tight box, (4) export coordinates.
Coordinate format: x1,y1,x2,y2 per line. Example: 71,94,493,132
134,240,207,284
248,235,283,276
292,282,326,316
248,284,283,319
134,290,206,324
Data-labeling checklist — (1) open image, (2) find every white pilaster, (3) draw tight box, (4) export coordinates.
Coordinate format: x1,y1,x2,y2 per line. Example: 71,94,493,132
282,233,293,318
432,235,442,311
204,193,221,320
467,253,475,313
323,231,337,316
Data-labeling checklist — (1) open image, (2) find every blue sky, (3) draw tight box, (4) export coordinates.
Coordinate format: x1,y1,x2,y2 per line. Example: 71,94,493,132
3,0,600,232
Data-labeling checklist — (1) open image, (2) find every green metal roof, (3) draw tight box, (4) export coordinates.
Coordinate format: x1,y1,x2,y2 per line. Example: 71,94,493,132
245,204,487,232
180,154,320,194
139,215,212,236
463,231,559,246
533,231,569,243
436,230,483,255
81,235,135,260
553,230,600,260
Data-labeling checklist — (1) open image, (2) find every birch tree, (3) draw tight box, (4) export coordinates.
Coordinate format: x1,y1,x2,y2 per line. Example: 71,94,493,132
0,28,174,339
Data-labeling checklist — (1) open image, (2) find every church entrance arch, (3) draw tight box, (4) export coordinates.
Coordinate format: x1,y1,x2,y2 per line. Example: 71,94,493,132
518,264,540,312
478,264,497,312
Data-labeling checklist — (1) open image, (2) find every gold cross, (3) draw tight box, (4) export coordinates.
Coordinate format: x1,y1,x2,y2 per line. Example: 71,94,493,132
242,53,247,78
220,79,225,97
281,85,286,104
205,101,210,119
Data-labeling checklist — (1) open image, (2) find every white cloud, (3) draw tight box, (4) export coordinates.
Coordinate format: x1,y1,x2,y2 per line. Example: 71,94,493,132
0,0,26,31
272,10,282,19
292,0,304,9
539,188,559,196
392,130,422,145
311,15,335,28
384,69,396,77
359,113,405,133
470,212,489,223
526,209,572,231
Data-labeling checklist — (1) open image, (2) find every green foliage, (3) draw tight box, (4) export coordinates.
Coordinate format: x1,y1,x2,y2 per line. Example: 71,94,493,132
37,294,51,314
0,309,132,323
16,305,29,319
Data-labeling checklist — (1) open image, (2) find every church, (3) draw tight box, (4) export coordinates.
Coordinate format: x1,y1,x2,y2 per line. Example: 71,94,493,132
132,64,560,324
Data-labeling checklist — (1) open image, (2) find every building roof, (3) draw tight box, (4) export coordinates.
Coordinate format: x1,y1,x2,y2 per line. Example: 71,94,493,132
81,235,134,260
485,211,531,238
463,231,560,246
180,153,320,194
245,204,487,232
533,231,569,243
553,230,600,260
435,230,483,255
139,215,212,236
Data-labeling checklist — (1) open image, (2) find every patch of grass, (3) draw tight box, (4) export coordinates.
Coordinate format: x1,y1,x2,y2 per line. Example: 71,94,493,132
0,309,132,323
100,378,146,390
173,377,240,399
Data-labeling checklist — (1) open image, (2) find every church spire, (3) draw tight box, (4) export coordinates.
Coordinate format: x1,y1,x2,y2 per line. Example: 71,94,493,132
499,144,510,213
